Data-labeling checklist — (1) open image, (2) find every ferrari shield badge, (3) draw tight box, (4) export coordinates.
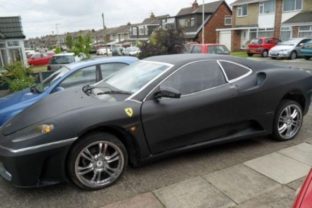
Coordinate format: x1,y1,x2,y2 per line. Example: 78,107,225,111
124,107,134,118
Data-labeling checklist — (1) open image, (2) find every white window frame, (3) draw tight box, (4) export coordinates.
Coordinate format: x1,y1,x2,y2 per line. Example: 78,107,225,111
224,16,232,26
298,25,312,38
259,0,275,14
237,5,248,17
283,0,303,12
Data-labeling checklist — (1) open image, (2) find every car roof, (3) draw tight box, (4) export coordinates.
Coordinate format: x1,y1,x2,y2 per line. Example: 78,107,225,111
144,54,278,71
53,53,75,57
67,56,138,70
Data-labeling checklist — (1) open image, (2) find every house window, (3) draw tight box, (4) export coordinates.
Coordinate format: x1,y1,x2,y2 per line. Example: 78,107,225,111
258,28,274,38
132,27,138,36
190,17,195,27
237,5,248,17
224,16,232,25
299,26,312,38
281,27,291,41
283,0,302,12
178,19,188,28
259,0,275,14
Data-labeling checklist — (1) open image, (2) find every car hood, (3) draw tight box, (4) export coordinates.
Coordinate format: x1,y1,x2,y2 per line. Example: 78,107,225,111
270,45,294,51
0,89,38,109
1,86,120,135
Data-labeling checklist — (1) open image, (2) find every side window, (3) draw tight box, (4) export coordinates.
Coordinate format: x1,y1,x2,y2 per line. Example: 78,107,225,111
100,63,127,78
59,65,96,89
219,61,251,81
191,45,201,53
161,61,226,95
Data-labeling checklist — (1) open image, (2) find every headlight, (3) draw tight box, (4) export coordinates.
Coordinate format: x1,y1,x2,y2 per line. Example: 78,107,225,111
11,123,55,143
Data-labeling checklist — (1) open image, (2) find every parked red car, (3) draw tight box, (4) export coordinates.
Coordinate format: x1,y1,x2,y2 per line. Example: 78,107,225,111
27,52,54,66
247,37,280,57
187,43,230,55
293,169,312,208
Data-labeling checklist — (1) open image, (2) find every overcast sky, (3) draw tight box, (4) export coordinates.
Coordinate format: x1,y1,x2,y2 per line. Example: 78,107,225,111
0,0,235,38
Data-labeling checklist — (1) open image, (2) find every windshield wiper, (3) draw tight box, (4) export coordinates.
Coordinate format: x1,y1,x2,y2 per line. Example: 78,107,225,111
96,90,132,96
82,85,95,95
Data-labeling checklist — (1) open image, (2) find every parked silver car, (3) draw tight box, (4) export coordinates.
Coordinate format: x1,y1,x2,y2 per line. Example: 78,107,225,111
47,53,81,71
269,38,311,59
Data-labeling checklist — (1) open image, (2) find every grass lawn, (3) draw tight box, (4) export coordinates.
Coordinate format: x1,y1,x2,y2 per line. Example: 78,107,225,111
29,65,47,73
231,51,248,58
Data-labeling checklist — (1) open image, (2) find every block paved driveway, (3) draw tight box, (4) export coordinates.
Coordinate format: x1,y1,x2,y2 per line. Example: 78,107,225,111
0,108,310,208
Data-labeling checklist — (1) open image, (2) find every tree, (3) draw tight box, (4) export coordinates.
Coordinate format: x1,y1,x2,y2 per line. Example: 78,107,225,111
65,34,74,50
139,28,185,59
72,35,91,58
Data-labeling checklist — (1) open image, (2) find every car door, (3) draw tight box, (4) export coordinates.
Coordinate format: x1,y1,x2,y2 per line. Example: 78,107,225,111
141,60,239,154
297,39,311,56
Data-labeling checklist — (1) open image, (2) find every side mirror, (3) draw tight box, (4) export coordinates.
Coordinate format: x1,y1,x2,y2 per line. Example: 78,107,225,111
52,86,64,93
154,86,181,100
299,43,304,48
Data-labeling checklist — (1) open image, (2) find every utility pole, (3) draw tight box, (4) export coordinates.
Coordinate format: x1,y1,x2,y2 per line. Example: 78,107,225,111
102,13,106,43
55,24,61,48
202,0,205,44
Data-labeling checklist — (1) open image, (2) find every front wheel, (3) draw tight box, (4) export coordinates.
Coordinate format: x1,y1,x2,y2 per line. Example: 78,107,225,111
68,132,128,190
304,56,311,60
272,100,303,141
289,51,297,60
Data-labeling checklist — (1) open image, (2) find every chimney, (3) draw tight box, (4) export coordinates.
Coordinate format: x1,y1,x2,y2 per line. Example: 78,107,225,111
192,0,199,10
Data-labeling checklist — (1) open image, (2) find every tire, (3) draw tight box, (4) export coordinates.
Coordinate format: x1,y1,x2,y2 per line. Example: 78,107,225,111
247,53,253,57
271,57,277,60
289,51,297,60
272,100,303,141
304,56,311,60
261,50,268,57
67,132,128,190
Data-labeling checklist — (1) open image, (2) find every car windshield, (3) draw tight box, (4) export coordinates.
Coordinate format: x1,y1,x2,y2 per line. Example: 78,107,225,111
94,61,169,94
50,55,75,64
208,45,229,54
250,39,262,44
34,67,70,93
278,40,299,46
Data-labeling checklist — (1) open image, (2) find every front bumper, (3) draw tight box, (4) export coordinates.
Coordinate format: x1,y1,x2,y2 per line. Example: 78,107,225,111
269,51,290,58
0,136,76,188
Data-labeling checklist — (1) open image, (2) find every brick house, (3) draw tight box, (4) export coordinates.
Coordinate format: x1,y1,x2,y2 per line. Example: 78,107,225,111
175,0,232,43
0,16,27,68
217,0,312,51
129,14,170,41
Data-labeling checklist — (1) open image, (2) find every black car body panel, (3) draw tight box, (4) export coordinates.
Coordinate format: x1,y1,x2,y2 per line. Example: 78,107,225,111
0,54,311,187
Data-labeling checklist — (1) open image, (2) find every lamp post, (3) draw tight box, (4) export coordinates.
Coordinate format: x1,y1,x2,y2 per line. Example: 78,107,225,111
202,0,205,44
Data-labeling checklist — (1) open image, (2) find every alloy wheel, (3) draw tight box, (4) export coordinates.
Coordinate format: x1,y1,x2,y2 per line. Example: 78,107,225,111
74,141,125,189
277,104,302,140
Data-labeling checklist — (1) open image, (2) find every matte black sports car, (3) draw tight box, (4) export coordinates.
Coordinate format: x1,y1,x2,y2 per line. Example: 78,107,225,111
0,54,311,190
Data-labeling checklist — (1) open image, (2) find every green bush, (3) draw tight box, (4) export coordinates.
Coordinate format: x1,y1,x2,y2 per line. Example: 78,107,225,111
0,62,34,92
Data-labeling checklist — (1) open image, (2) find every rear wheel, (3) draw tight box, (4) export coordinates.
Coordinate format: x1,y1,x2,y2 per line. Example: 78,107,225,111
247,53,253,57
304,56,311,60
68,132,127,190
261,50,268,57
272,100,303,141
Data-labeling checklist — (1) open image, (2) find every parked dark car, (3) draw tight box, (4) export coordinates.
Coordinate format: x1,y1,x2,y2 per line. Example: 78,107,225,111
187,43,230,55
0,54,311,190
247,37,280,57
301,40,312,60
